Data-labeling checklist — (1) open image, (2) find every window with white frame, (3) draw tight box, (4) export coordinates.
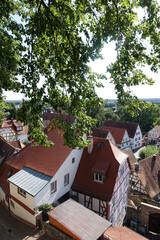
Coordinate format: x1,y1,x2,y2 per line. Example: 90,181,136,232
51,181,57,194
93,173,105,183
18,188,26,197
64,173,69,186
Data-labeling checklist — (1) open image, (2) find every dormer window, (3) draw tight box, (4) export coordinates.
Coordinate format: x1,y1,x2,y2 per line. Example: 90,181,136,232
16,126,23,131
93,173,105,183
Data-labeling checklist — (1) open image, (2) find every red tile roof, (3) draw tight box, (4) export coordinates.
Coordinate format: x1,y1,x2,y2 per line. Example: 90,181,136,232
0,120,28,135
104,121,139,138
91,127,112,139
6,129,72,177
103,126,126,144
136,154,160,198
105,226,148,240
72,137,127,201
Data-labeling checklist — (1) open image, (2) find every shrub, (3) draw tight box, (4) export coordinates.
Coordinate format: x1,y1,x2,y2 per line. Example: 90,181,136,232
38,203,52,214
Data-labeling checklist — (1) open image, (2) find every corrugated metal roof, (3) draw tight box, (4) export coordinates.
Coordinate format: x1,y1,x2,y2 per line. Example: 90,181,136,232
8,167,51,196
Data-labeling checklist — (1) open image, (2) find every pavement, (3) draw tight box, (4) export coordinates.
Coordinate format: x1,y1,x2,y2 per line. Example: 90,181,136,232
0,202,52,240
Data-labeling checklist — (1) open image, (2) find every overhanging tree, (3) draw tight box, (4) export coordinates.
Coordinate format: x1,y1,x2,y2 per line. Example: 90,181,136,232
1,0,160,147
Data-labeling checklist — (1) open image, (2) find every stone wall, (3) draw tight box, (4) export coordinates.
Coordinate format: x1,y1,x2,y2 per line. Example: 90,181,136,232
139,202,160,229
43,221,74,240
126,202,160,232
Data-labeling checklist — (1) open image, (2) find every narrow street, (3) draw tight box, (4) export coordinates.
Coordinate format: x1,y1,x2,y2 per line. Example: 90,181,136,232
0,203,52,240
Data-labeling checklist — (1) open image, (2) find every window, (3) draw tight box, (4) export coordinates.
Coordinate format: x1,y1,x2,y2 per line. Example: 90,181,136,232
93,173,105,183
64,174,69,186
7,170,12,177
10,199,15,209
112,195,115,208
51,181,57,194
17,126,23,131
18,188,26,197
72,157,75,164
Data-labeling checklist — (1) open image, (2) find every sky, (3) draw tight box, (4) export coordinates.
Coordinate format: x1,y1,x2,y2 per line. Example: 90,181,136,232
5,41,160,101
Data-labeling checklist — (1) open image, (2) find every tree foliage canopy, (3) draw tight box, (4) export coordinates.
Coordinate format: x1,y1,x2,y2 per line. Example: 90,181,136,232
1,0,160,147
139,145,160,159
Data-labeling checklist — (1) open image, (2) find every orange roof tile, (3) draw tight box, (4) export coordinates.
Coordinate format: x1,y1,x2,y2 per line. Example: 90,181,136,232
104,121,139,138
103,126,126,144
136,154,160,198
6,129,72,176
72,137,127,201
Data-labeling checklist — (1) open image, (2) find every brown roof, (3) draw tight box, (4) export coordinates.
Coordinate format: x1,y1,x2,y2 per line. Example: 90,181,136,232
104,120,139,138
9,140,25,150
42,112,75,124
105,226,148,240
91,127,110,138
103,126,126,144
48,199,111,240
123,148,138,169
72,137,128,201
136,154,160,198
0,120,28,135
6,129,72,176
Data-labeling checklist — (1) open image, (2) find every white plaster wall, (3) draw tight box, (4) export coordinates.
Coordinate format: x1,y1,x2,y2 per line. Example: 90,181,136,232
132,125,142,150
121,131,130,149
9,198,36,226
35,148,83,207
17,134,28,142
10,183,35,210
107,132,116,145
109,159,130,227
78,193,84,205
92,198,99,212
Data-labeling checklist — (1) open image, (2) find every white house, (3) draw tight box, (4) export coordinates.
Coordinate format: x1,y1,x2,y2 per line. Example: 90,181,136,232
104,121,142,150
103,126,130,150
71,137,130,227
0,129,83,226
147,126,160,143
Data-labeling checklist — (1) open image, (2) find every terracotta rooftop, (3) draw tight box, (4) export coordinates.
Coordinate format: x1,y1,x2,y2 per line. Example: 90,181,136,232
136,154,160,199
0,120,28,135
91,127,110,138
6,129,72,177
104,226,148,240
48,199,111,240
103,126,127,144
104,120,139,138
72,137,128,201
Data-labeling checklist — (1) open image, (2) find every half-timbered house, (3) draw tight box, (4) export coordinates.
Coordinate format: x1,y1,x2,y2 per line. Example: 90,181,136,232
0,120,28,143
104,121,142,150
71,137,130,227
130,154,160,202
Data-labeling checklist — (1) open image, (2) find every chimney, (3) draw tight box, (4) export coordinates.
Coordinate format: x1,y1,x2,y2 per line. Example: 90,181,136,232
153,154,157,161
87,135,93,154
